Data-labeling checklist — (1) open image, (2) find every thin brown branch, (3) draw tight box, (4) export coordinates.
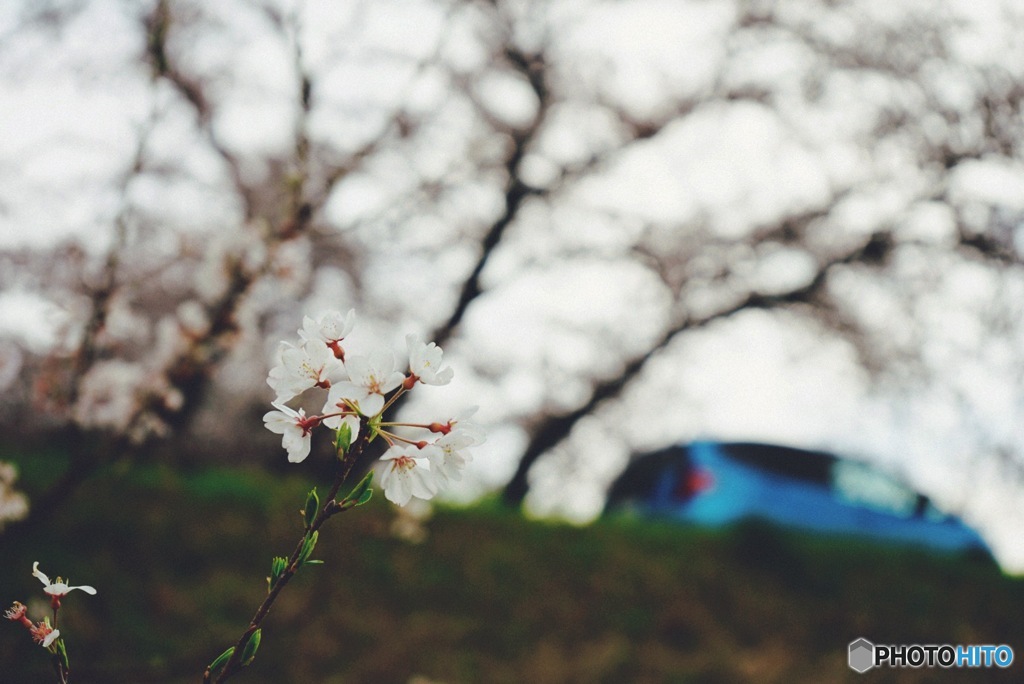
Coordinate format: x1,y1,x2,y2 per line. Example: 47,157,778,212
432,46,551,347
206,430,370,684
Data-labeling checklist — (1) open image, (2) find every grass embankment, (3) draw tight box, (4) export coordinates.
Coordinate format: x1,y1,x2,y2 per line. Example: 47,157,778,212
2,453,1022,683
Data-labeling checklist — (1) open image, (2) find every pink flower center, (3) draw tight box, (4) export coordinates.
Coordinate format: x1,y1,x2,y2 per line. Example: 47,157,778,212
392,455,416,473
297,415,321,436
30,623,54,644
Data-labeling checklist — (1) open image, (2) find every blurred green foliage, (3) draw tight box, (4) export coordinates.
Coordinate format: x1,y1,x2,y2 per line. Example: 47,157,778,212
1,452,1022,683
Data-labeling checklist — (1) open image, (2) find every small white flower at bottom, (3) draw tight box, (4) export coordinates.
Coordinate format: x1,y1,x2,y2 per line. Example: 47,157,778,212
378,445,441,506
41,628,60,648
32,562,97,597
30,622,60,647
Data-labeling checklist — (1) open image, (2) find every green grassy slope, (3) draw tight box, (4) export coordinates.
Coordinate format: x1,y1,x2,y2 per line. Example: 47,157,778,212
1,460,1021,683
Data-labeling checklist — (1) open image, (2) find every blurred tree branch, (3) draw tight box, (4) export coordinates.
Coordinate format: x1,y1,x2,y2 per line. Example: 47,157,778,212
3,0,1024,528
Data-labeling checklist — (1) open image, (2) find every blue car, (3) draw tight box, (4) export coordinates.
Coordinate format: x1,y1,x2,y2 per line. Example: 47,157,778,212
605,441,988,553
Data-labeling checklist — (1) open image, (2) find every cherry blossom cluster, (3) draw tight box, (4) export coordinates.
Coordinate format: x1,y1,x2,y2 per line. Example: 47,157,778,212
6,562,96,664
262,310,483,506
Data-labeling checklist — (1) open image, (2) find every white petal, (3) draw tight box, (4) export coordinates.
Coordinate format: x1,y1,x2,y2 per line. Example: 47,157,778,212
368,348,397,377
358,392,385,417
283,432,311,463
381,468,412,506
44,583,97,596
379,370,406,394
422,366,454,386
322,413,360,440
343,354,372,385
325,360,348,384
324,381,364,409
32,562,50,587
262,411,291,434
408,465,439,500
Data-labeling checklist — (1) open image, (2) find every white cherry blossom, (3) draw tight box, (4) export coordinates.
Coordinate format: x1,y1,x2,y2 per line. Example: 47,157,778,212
40,627,60,648
267,340,346,402
428,429,478,485
299,309,355,345
445,407,486,444
406,335,453,386
378,444,441,506
323,349,404,417
32,562,97,598
263,402,315,463
31,622,60,648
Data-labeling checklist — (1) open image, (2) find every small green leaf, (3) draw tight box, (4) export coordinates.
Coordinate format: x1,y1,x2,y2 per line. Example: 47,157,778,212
303,487,319,529
241,629,262,666
367,415,381,441
305,559,325,565
356,488,373,506
335,422,353,455
56,638,69,669
346,471,373,504
208,647,235,676
297,531,318,566
269,556,288,591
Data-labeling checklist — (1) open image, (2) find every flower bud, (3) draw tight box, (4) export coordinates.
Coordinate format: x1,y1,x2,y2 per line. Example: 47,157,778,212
297,531,319,567
241,628,262,666
207,646,235,677
303,488,319,530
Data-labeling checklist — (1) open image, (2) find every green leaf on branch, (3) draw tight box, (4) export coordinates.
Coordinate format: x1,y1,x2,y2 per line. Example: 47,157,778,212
241,629,262,666
367,415,381,442
335,421,353,455
269,556,288,592
208,647,235,676
303,487,319,529
341,471,373,510
297,530,318,567
56,638,69,670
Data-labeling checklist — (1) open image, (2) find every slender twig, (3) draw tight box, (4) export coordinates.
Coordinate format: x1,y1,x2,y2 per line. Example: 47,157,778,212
203,430,370,684
51,657,68,684
49,604,70,684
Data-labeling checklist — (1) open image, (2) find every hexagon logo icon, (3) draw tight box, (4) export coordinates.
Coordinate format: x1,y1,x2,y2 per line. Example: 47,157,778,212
849,638,875,673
